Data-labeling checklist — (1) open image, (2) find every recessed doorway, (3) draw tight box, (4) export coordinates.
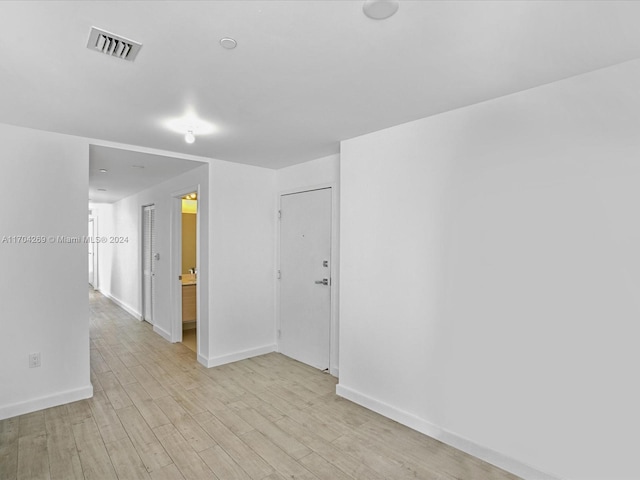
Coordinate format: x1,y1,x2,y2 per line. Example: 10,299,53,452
181,192,198,353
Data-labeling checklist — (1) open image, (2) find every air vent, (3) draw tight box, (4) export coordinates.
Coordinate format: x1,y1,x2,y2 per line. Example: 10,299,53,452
86,27,142,61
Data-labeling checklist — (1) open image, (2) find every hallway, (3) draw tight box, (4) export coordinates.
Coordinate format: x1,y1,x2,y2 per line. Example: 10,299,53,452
0,290,520,480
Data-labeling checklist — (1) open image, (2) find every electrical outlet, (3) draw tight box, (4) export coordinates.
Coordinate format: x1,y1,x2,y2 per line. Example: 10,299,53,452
29,352,41,368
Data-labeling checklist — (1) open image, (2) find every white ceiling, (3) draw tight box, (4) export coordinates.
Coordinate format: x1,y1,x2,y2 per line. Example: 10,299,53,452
89,146,204,203
2,1,640,170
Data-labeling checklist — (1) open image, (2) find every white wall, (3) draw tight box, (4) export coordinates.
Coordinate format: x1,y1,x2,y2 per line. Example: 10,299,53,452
339,60,640,480
276,154,341,374
276,153,339,192
207,160,277,366
92,163,210,357
0,123,92,419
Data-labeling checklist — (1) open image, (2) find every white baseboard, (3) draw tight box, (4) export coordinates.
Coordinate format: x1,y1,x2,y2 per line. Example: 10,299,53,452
197,353,209,367
153,324,172,342
199,344,276,368
335,384,561,480
99,290,141,320
0,384,93,421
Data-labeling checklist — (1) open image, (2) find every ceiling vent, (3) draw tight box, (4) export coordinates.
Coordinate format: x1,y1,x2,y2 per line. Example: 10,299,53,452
86,27,142,61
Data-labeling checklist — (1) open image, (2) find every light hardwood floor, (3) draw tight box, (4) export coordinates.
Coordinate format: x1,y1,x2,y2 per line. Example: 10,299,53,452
0,289,522,480
181,329,197,353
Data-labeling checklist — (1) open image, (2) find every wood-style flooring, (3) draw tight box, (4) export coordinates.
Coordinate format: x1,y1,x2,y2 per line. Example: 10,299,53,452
0,289,521,480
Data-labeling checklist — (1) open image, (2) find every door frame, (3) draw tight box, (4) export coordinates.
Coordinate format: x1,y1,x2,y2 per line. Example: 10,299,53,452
170,185,201,352
276,182,339,376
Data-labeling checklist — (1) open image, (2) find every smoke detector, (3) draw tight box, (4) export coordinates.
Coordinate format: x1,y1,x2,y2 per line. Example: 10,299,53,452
363,0,399,20
86,27,142,61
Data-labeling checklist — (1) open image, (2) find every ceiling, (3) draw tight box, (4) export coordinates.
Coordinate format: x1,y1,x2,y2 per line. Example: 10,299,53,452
2,1,640,169
89,146,203,203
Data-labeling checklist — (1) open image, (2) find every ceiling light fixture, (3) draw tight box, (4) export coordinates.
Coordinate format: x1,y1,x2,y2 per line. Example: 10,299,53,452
98,188,107,191
99,168,108,173
164,109,216,143
220,37,237,50
363,0,399,20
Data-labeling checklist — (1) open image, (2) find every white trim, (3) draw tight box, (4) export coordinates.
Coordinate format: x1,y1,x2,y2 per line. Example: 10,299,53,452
153,324,172,342
99,289,142,320
276,182,340,377
335,384,561,480
0,384,93,421
198,344,276,368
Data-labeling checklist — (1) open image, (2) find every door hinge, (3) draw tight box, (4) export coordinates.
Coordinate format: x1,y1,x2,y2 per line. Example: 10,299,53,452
278,210,282,219
277,270,281,279
277,329,281,339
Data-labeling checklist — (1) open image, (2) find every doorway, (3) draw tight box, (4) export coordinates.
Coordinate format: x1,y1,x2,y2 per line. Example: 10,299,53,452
141,204,156,325
88,216,96,288
279,187,332,370
180,192,198,353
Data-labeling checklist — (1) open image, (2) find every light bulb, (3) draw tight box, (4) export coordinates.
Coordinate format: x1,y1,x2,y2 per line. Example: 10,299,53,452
185,130,195,144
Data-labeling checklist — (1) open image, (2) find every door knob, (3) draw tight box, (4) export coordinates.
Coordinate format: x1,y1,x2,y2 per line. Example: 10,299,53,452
314,278,329,286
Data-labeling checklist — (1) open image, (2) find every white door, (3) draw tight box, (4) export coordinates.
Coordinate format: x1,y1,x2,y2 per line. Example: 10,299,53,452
142,205,156,324
279,188,332,370
88,218,95,287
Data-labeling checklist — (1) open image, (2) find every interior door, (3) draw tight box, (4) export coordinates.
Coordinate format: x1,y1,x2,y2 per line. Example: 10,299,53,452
279,188,332,370
142,205,156,324
88,218,95,287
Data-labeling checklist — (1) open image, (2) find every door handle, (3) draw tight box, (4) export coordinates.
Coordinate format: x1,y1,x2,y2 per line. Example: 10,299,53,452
314,278,329,286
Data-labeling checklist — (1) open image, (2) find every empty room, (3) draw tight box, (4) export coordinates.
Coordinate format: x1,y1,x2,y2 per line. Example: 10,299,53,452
0,1,638,479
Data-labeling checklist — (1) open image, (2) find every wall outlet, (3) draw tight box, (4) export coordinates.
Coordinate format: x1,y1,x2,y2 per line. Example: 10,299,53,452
29,352,41,368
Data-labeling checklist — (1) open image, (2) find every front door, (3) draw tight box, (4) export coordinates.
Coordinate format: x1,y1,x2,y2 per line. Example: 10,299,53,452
279,188,332,370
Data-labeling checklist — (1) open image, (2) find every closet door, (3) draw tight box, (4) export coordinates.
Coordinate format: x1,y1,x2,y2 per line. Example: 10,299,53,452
142,204,156,324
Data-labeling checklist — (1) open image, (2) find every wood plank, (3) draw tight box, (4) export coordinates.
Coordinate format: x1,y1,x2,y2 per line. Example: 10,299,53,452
198,445,251,480
275,416,385,480
150,463,186,480
72,417,117,480
235,407,311,460
0,417,19,480
197,414,274,480
154,395,216,452
116,405,172,473
96,371,133,410
87,391,128,444
298,452,354,480
105,436,151,480
152,423,218,480
122,382,171,429
128,364,170,399
240,430,318,480
45,413,83,480
18,411,45,437
17,433,49,480
66,400,93,425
